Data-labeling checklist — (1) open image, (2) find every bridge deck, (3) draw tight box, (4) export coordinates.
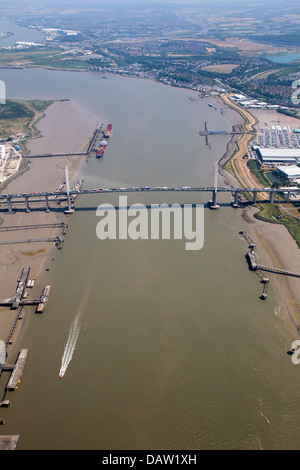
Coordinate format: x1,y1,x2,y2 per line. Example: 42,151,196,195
0,186,299,201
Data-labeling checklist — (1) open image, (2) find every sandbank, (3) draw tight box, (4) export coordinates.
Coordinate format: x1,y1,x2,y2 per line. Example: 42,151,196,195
0,99,98,350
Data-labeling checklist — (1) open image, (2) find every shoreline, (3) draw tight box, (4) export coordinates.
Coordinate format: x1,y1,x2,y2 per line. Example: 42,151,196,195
0,72,299,359
216,94,300,334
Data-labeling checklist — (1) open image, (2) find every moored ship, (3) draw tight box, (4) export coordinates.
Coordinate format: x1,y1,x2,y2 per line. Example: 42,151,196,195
103,124,113,138
97,140,107,158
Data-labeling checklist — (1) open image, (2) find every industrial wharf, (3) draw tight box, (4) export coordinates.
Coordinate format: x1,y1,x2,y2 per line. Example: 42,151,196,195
246,251,300,278
0,266,52,312
199,120,256,136
22,126,101,159
242,231,300,299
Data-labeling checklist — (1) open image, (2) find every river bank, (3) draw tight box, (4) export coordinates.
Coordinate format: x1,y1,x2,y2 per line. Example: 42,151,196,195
0,79,299,360
216,94,300,334
0,99,98,353
0,71,300,449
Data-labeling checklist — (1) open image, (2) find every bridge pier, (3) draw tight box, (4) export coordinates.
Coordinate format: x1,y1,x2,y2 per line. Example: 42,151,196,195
209,190,219,209
253,191,258,204
25,196,30,213
45,195,50,213
6,196,13,213
269,191,275,204
231,191,239,208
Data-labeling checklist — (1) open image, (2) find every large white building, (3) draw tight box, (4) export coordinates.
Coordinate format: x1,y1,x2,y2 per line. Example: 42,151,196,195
277,165,300,180
256,147,300,163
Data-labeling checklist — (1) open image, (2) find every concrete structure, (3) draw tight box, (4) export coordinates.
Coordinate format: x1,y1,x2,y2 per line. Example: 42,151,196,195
257,147,300,163
0,145,5,161
277,165,300,180
0,340,6,366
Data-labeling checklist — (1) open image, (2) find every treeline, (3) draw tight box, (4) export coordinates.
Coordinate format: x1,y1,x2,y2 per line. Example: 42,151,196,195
248,33,300,47
0,100,34,120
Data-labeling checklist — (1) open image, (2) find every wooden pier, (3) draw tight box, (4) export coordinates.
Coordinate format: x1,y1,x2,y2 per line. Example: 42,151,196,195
0,267,52,313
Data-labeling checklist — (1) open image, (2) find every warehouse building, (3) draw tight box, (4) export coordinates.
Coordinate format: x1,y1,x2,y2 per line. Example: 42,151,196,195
256,147,300,163
277,165,300,181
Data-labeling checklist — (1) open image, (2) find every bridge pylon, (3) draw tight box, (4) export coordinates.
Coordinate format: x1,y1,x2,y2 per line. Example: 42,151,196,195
64,166,74,214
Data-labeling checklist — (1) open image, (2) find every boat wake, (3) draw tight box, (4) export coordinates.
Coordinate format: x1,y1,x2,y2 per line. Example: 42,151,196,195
59,312,81,379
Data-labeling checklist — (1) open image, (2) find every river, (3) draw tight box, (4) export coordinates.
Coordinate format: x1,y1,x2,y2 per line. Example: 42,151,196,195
0,68,300,450
0,19,45,47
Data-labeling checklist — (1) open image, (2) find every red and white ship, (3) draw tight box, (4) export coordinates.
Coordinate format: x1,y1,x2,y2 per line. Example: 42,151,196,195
103,124,113,138
96,140,107,158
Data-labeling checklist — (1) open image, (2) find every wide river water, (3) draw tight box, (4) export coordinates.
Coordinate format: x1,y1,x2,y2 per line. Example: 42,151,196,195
0,69,300,450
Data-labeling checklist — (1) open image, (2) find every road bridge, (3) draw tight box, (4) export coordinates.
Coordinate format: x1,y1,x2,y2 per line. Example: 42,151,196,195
0,165,299,214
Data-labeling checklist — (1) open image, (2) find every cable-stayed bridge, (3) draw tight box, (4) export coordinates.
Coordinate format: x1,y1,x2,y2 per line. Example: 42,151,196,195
0,166,299,214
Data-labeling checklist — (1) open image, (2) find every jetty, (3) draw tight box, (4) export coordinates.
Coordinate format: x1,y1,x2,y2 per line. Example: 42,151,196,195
6,349,28,391
246,251,300,278
0,267,51,312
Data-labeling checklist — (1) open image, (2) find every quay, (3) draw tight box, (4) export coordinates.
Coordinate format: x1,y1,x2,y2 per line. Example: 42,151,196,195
23,126,100,159
246,250,300,278
199,121,256,137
